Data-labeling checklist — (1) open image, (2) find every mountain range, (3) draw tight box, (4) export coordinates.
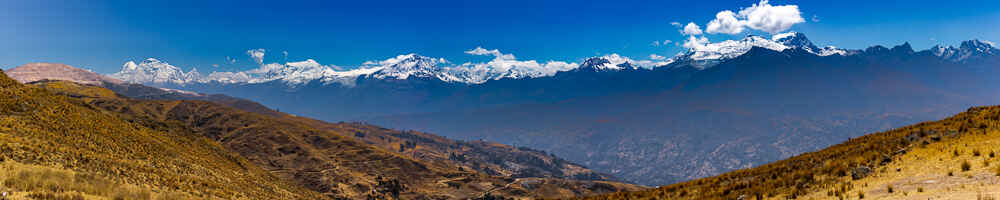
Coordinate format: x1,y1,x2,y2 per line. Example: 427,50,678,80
101,32,1000,186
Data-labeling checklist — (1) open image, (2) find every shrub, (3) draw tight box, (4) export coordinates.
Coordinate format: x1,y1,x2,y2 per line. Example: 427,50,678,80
991,151,996,158
949,171,954,176
887,185,894,193
962,160,972,171
917,187,924,192
858,191,865,199
974,149,982,157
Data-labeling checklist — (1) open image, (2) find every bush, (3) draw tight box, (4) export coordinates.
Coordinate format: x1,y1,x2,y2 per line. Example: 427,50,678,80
887,185,894,193
917,187,924,192
858,191,865,199
962,160,972,171
974,149,982,157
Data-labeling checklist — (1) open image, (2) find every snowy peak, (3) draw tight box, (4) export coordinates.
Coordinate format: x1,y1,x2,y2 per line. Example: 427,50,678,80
577,54,639,72
773,32,849,56
246,59,335,85
932,39,998,62
773,32,819,52
367,54,452,81
960,39,996,52
112,58,199,85
672,33,856,70
672,35,788,69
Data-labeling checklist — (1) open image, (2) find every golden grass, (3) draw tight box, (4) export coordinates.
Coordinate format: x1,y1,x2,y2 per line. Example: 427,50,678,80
578,106,1000,199
0,71,321,199
0,160,187,200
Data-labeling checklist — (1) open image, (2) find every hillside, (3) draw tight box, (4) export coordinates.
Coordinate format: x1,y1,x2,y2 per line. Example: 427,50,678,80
579,106,1000,199
0,70,321,199
31,80,643,199
7,62,641,199
296,120,621,182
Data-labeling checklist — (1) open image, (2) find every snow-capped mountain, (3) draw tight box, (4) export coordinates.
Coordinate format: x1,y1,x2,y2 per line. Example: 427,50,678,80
671,35,788,69
669,32,853,70
109,33,993,87
772,32,850,56
364,54,459,81
244,59,338,85
932,39,998,63
575,54,644,72
111,58,201,85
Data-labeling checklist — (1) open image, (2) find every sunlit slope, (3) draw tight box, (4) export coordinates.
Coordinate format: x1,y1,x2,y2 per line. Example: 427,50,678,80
31,79,644,199
579,106,1000,199
0,71,320,199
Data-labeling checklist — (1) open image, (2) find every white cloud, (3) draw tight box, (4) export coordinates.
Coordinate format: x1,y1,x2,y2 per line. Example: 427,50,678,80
246,49,266,64
706,10,745,34
283,51,289,60
652,40,673,47
738,0,804,34
453,47,580,83
683,35,710,49
464,46,516,60
226,56,237,64
649,54,667,60
811,14,820,22
212,64,220,68
697,0,805,35
682,22,703,35
670,22,682,27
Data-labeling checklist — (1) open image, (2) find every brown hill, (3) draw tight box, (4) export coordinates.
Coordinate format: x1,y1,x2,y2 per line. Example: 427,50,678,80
578,106,1000,199
7,62,283,117
0,70,321,199
34,80,644,199
9,62,644,199
6,63,124,85
298,120,622,182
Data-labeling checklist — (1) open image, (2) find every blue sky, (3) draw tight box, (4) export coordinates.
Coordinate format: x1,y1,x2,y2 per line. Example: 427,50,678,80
2,0,998,74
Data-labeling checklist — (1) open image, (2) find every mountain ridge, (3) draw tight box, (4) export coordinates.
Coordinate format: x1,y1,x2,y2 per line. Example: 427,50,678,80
103,32,977,87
